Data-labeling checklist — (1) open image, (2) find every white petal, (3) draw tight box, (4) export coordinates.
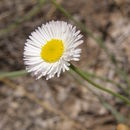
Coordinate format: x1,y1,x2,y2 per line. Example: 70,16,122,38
23,20,83,80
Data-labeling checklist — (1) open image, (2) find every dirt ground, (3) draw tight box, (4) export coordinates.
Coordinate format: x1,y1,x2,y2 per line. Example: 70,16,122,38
0,0,130,130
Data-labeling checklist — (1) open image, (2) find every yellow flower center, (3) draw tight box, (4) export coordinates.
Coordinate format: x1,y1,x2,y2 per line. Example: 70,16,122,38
40,39,64,63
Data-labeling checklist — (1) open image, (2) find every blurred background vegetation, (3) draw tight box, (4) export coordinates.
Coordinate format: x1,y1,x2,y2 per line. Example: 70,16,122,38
0,0,130,130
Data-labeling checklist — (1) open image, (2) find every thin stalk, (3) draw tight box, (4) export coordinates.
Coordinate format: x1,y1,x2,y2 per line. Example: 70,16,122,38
51,0,130,96
83,71,128,95
0,70,27,79
69,70,126,123
70,64,130,106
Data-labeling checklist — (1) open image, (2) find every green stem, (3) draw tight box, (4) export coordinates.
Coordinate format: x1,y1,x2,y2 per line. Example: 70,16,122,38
83,71,128,95
69,70,126,123
70,64,130,106
0,70,27,79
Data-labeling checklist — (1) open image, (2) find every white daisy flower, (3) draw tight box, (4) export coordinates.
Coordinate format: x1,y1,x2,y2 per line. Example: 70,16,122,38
23,20,83,80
